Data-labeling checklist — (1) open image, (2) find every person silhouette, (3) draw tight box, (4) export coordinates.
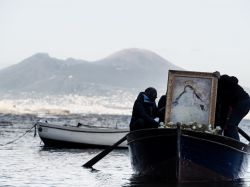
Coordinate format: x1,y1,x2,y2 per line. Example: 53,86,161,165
214,72,250,140
158,94,166,123
129,87,159,131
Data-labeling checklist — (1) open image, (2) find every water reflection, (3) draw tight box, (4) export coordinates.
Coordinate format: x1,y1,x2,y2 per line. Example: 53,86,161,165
124,175,248,187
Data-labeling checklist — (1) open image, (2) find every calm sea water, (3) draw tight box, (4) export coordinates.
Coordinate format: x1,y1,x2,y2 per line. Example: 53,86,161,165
1,113,250,187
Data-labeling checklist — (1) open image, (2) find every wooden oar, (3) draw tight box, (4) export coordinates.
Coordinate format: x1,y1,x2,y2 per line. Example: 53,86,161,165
238,127,250,142
83,135,127,168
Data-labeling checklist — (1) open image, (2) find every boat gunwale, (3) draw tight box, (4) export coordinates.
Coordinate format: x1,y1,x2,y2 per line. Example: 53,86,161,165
182,129,249,151
127,133,177,144
127,128,249,153
182,134,249,154
36,122,129,134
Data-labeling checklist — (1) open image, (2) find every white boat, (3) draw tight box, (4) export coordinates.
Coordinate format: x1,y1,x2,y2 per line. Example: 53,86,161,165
36,122,129,148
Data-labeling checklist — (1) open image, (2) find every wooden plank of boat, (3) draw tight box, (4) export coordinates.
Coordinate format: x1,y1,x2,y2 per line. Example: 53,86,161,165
127,127,250,182
36,122,129,148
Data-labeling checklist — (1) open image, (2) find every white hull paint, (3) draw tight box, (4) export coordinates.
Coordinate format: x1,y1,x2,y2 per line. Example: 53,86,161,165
36,122,129,148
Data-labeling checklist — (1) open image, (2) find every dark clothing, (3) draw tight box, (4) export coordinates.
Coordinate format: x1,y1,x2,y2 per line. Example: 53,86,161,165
224,99,250,140
215,74,250,140
158,95,166,123
130,92,159,131
218,75,249,107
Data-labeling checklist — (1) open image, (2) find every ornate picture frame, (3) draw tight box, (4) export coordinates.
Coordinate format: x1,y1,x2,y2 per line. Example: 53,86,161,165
165,70,218,127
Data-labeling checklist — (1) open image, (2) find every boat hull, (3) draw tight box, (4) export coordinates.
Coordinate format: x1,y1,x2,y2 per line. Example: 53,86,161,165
127,128,250,182
36,122,128,148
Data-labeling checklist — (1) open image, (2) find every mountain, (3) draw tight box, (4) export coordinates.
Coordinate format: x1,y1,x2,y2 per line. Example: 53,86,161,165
0,48,181,96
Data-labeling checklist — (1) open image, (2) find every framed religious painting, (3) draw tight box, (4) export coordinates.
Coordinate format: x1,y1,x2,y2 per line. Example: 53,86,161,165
165,70,218,127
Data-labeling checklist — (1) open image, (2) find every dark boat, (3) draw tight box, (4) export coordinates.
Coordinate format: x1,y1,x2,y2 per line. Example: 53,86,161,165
127,126,250,182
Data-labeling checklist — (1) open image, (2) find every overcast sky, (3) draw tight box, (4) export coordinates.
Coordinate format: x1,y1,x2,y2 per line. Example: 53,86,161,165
1,0,250,87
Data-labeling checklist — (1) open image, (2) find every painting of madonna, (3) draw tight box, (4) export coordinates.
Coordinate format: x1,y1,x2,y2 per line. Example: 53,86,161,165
165,70,218,125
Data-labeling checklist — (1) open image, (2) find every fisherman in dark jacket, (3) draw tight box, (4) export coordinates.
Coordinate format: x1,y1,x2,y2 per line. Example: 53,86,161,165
215,72,250,140
130,87,159,131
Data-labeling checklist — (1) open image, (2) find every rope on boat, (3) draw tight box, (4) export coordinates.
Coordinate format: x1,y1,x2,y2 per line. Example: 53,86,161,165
0,123,37,146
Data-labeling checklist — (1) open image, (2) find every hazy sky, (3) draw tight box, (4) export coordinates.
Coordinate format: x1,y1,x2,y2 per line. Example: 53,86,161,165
1,0,250,87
